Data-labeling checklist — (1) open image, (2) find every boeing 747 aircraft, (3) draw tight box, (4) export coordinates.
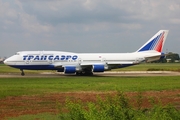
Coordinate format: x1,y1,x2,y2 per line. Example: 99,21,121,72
4,30,169,76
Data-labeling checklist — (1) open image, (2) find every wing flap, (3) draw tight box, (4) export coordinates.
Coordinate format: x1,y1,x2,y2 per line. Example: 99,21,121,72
107,61,135,65
80,62,104,66
54,65,63,68
80,61,136,67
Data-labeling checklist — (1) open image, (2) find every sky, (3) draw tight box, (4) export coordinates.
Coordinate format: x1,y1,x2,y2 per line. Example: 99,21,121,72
0,0,180,57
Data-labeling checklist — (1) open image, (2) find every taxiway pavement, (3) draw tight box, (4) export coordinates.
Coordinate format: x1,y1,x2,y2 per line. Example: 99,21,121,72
0,71,180,78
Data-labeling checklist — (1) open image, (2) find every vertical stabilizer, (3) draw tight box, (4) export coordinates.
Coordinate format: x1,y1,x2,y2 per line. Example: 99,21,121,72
136,30,169,52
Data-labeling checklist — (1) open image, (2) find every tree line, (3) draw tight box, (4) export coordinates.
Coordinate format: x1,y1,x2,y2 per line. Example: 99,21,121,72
154,52,180,63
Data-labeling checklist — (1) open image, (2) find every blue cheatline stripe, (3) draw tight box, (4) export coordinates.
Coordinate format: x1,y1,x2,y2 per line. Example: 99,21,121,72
9,65,64,70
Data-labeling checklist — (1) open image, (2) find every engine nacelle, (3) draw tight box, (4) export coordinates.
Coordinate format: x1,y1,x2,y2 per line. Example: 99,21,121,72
92,65,105,72
64,66,76,74
160,53,165,59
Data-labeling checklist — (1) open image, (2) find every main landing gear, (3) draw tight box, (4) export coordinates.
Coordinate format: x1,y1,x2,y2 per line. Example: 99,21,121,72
20,69,25,76
76,71,93,76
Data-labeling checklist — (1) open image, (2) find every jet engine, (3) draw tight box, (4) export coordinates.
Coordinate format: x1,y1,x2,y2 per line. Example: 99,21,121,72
160,53,165,59
92,65,105,72
64,66,76,74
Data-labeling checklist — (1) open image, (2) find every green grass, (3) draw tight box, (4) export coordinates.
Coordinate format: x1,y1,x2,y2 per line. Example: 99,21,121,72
1,63,180,119
0,64,18,73
1,76,180,120
1,76,180,98
114,63,180,71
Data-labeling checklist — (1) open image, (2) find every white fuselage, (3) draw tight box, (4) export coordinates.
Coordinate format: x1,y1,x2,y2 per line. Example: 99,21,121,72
4,50,161,71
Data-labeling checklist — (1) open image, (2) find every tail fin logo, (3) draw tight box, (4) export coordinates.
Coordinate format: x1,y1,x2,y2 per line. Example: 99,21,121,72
138,31,165,52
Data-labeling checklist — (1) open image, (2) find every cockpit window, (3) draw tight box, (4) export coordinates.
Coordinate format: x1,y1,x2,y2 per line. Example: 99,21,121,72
15,52,20,55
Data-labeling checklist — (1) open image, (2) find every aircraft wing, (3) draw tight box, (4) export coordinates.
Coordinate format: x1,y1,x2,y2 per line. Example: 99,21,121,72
54,64,63,68
54,61,137,68
80,61,136,66
81,62,104,66
107,61,137,64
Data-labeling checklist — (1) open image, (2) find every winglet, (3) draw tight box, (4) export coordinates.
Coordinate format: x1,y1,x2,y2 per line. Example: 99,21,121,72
136,30,169,52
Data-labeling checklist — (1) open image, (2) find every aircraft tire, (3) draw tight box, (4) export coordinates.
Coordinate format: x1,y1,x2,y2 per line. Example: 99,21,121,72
84,71,93,76
20,69,25,76
76,72,82,76
21,72,25,76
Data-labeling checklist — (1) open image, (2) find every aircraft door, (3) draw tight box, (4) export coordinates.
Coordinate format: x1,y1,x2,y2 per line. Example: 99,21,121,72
48,54,54,64
102,58,107,63
25,55,32,64
25,59,29,64
102,58,109,70
78,58,82,65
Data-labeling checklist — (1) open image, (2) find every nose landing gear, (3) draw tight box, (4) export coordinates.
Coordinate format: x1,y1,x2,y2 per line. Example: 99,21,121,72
20,69,25,76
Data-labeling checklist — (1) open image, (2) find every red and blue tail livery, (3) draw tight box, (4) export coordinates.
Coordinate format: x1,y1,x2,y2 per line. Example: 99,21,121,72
137,30,169,52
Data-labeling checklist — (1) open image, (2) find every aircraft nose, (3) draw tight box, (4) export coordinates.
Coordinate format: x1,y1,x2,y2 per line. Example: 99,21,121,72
3,58,11,65
3,59,8,65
